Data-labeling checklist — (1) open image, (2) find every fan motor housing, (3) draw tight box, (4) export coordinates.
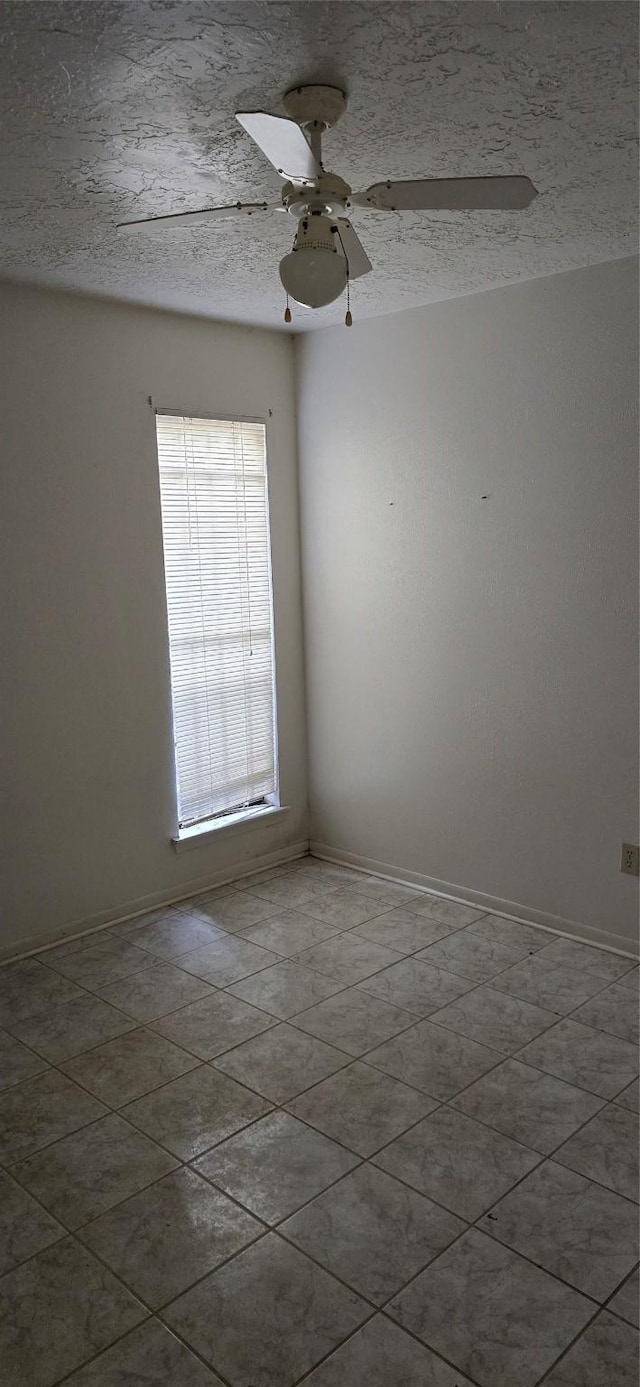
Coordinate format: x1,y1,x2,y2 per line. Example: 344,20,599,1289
282,172,351,221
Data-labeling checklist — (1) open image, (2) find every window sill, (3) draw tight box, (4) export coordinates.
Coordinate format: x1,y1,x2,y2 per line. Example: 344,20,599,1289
171,805,289,854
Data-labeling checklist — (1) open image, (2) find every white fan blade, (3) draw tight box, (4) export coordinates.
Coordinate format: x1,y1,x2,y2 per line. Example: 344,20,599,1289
117,202,283,233
336,219,372,279
352,176,538,212
236,112,319,182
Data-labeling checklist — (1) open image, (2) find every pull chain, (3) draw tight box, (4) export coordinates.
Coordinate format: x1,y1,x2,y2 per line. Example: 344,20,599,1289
333,222,354,327
284,292,292,325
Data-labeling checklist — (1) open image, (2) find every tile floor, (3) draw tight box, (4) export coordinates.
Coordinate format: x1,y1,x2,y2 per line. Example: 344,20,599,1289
0,854,638,1387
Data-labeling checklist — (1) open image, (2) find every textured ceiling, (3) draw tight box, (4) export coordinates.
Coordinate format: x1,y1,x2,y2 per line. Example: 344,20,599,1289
0,1,637,331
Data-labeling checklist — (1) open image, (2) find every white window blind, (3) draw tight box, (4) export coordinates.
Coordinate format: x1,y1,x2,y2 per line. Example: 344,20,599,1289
155,412,278,830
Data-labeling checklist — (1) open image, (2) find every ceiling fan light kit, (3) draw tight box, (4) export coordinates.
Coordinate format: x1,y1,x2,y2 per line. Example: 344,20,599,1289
279,214,347,308
116,83,538,325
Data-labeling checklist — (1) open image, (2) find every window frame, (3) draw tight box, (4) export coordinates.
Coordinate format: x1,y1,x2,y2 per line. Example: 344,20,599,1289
153,404,281,844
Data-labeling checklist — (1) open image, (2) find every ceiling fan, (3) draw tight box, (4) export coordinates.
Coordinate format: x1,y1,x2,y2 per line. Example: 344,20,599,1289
117,85,538,322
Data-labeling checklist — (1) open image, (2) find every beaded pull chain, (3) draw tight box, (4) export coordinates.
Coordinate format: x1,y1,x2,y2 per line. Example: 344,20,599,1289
333,222,353,327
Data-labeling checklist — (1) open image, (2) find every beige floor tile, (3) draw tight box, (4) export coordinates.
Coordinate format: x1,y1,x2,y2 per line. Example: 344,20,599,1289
416,931,530,982
4,878,635,1387
573,981,640,1046
41,936,154,990
239,910,343,955
227,959,344,1018
287,1060,437,1157
63,1319,225,1385
294,932,403,985
0,1237,147,1387
7,992,135,1063
490,955,607,1014
607,1267,640,1327
0,1170,64,1273
163,1233,369,1386
303,1314,475,1385
554,1103,639,1201
175,934,280,986
0,1036,50,1090
374,1105,539,1220
150,990,275,1060
110,913,226,961
297,889,393,930
517,1017,639,1098
213,1022,349,1103
195,1110,358,1223
13,1113,178,1228
122,1064,271,1159
353,907,458,952
281,1163,464,1304
478,1159,639,1299
60,1027,200,1106
0,1069,107,1164
80,1165,262,1306
367,1018,500,1099
452,1058,604,1154
389,1228,594,1387
430,983,557,1053
97,962,216,1023
358,957,476,1015
543,1310,639,1387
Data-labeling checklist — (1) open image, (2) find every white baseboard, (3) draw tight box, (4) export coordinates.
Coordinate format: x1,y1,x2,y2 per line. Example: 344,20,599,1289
5,835,637,965
310,840,639,959
1,840,310,964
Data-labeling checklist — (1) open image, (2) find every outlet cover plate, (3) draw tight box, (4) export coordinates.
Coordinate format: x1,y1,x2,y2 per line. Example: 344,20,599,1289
621,843,640,876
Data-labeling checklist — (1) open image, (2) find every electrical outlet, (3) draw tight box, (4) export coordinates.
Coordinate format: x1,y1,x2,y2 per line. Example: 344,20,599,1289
620,843,640,877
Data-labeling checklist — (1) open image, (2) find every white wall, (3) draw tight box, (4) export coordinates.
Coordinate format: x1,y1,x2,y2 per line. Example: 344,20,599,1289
1,283,307,954
296,257,639,949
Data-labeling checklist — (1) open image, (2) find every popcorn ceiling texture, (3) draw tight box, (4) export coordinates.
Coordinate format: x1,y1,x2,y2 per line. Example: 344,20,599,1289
0,0,637,330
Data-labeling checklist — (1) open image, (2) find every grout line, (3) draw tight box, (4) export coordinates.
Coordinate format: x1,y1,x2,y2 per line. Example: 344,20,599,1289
280,1084,442,1162
472,1175,639,1297
48,1268,241,1387
113,1082,278,1159
37,950,166,990
4,1100,472,1387
0,954,630,1189
1,859,637,1387
371,1218,608,1384
601,1260,640,1321
532,1298,611,1385
267,1306,383,1387
0,1129,632,1383
190,1141,368,1230
0,950,627,1188
5,1115,273,1266
2,1106,122,1173
78,1201,272,1309
7,1036,625,1308
290,1312,486,1387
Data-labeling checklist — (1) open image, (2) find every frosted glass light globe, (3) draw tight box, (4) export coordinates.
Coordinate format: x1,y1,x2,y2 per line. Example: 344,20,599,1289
279,214,347,308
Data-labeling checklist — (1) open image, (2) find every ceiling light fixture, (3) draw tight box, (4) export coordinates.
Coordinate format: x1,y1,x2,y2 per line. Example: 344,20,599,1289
117,84,538,325
279,213,347,308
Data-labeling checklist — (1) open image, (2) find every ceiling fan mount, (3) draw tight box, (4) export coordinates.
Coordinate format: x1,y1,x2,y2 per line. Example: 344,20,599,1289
117,82,538,317
282,84,348,131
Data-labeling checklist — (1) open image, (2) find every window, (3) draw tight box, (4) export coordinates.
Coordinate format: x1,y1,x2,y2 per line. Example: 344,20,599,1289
155,411,278,833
